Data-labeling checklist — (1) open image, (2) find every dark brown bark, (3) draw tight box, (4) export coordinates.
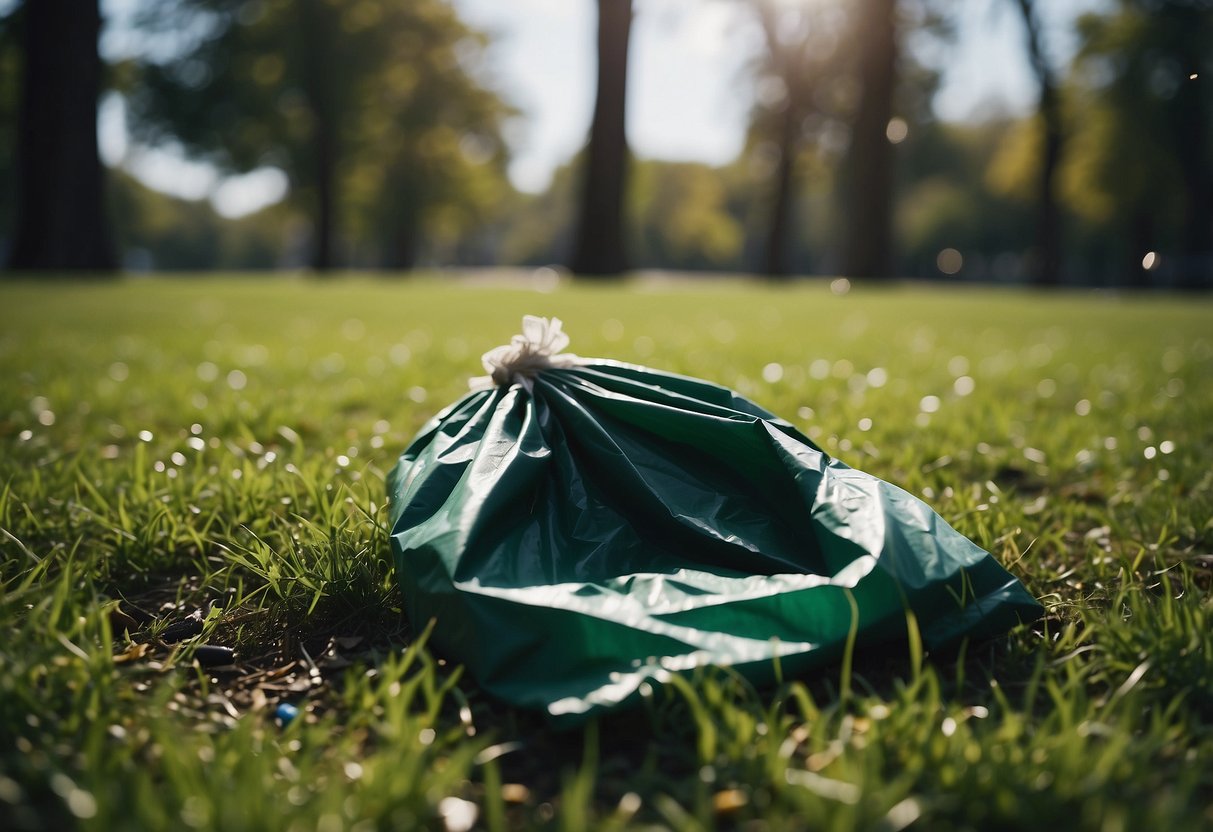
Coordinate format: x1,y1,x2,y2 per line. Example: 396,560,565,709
841,0,897,280
764,104,798,278
570,0,633,277
300,0,338,272
1015,0,1065,287
7,0,117,272
753,1,802,280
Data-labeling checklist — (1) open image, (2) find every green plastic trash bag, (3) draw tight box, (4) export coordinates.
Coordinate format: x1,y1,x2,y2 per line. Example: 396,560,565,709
387,316,1042,720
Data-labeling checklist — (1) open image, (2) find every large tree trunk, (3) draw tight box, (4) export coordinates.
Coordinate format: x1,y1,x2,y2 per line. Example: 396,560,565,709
300,0,338,272
570,0,632,277
841,0,897,280
1015,0,1065,287
763,104,798,279
7,0,116,272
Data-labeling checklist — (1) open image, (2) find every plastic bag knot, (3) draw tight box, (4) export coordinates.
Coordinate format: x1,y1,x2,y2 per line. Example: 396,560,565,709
470,316,581,392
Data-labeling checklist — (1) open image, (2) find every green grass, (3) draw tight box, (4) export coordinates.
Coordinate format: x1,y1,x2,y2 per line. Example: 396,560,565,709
1,274,1211,830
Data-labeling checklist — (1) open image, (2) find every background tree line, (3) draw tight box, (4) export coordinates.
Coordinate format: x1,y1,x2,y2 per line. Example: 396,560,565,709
1,0,1210,287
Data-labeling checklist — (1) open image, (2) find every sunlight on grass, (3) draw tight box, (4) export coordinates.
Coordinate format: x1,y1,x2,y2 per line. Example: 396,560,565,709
1,276,1211,829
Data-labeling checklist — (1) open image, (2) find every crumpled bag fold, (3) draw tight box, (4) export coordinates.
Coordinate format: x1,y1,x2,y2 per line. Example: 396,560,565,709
387,319,1042,720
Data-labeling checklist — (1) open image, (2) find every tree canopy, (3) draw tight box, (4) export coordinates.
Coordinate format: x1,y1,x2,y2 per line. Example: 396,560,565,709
127,0,512,270
1,0,1208,286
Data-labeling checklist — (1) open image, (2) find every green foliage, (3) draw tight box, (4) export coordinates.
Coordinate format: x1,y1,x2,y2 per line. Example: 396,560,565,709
736,0,957,277
630,161,744,270
1060,0,1212,283
896,120,1032,279
498,160,579,266
1067,1,1211,216
502,158,749,273
108,170,297,270
0,4,23,244
3,0,1208,282
126,0,513,267
2,278,1213,829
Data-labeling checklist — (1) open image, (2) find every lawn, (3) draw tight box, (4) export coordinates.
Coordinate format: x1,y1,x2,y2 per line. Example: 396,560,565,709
1,275,1211,830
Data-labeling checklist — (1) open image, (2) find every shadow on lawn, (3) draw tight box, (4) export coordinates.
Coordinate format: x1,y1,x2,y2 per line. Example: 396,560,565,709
108,562,1059,784
111,556,1212,822
475,621,1058,805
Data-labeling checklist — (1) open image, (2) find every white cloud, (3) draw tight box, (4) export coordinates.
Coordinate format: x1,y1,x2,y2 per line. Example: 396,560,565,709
211,168,289,218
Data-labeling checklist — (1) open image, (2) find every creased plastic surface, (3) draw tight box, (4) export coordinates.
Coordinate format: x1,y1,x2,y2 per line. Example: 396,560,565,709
387,360,1042,720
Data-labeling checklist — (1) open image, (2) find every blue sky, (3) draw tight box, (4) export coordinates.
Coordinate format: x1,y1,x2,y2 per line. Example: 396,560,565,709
83,0,1104,217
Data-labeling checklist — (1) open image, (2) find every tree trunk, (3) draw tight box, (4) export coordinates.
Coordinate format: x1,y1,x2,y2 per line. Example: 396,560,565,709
763,104,798,279
388,230,419,271
7,0,116,272
382,202,420,271
841,0,897,280
1014,0,1065,287
311,120,337,271
1035,100,1064,286
300,0,338,272
570,0,633,277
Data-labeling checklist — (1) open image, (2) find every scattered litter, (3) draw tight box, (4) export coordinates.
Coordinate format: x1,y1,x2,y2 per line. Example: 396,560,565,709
194,645,235,667
160,612,204,643
113,642,151,664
